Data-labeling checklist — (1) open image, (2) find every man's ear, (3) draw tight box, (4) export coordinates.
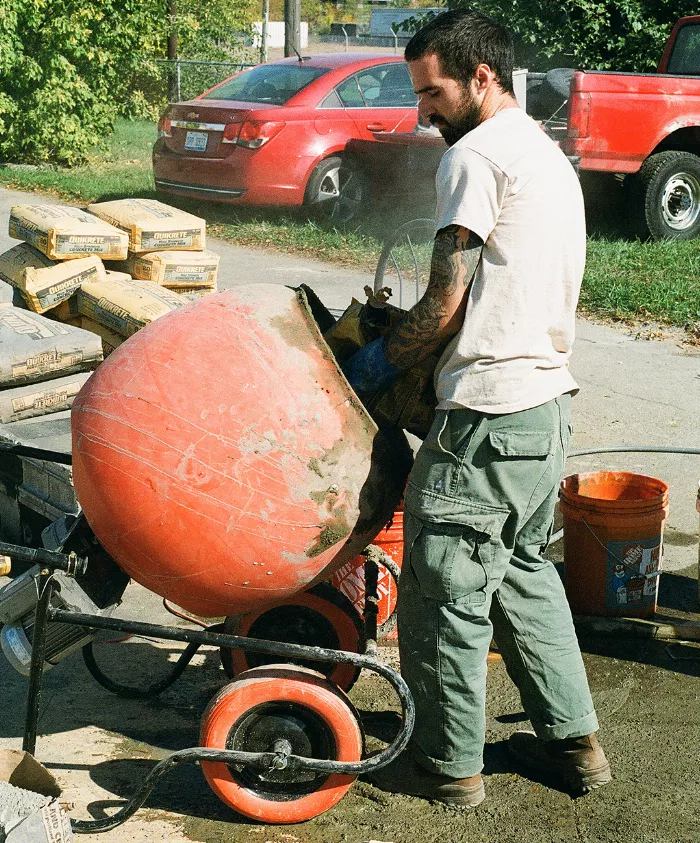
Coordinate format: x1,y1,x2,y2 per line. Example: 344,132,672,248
474,62,497,93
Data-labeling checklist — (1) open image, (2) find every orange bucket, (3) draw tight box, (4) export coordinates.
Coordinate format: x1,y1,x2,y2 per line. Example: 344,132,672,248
560,471,669,618
331,508,403,627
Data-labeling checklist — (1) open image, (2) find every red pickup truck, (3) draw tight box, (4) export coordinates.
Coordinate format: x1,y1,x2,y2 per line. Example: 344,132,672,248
563,15,700,240
346,15,700,241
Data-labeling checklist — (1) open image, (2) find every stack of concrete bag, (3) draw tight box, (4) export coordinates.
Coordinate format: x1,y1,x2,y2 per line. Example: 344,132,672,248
96,198,220,302
0,199,219,545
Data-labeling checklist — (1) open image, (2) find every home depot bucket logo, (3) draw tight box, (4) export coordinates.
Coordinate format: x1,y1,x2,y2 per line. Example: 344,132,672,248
606,537,662,609
331,557,397,625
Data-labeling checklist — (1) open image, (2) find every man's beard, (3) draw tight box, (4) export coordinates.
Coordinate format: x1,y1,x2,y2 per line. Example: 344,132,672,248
430,90,481,146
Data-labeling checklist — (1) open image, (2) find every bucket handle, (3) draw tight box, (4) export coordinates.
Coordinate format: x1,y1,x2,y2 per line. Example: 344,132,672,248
579,517,662,579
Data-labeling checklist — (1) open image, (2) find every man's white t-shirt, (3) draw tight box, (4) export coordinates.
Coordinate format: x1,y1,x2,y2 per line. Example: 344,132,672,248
434,106,585,414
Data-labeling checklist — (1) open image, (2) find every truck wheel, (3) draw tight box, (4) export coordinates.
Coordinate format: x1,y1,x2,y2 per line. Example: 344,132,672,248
632,150,700,240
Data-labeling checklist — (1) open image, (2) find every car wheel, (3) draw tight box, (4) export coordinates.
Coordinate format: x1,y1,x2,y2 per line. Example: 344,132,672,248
305,156,368,225
631,150,700,241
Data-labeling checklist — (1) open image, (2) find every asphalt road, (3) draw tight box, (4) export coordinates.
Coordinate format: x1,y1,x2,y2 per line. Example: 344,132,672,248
0,185,699,842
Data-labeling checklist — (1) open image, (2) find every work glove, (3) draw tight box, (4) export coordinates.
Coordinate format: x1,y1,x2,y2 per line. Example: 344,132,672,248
342,336,400,396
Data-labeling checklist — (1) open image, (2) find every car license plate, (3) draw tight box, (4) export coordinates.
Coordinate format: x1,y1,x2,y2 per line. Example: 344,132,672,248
184,131,208,152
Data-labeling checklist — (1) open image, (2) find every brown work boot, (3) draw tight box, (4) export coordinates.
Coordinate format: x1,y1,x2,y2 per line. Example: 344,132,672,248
366,750,485,807
508,730,612,793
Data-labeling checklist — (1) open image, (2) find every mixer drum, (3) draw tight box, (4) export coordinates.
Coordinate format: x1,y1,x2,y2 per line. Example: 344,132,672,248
71,285,411,618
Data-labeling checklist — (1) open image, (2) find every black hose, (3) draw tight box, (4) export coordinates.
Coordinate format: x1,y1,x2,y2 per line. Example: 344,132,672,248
570,446,700,457
80,625,224,699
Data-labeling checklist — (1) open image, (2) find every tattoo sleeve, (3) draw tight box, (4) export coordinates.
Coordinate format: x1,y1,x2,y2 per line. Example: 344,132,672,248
383,225,483,370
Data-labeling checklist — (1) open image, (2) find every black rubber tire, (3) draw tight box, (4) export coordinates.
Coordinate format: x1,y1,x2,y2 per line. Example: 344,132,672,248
304,156,368,225
533,68,574,120
629,150,700,241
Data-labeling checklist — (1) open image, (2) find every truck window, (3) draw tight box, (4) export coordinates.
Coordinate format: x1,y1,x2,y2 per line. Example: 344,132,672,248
667,23,700,75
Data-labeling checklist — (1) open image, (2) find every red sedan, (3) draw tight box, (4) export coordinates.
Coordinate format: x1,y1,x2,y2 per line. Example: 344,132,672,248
153,53,419,222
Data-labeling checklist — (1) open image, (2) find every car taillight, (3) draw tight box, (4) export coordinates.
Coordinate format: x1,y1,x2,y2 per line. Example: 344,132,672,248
236,120,285,149
158,115,172,138
222,122,242,144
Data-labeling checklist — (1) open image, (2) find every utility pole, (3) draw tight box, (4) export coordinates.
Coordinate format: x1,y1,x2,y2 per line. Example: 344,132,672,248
260,0,270,63
167,0,179,102
284,0,300,57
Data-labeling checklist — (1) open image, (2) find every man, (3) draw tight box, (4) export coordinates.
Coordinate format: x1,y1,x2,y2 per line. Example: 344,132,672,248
344,8,611,807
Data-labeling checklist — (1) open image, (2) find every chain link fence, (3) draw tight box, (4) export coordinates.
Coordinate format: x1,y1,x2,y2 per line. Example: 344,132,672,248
132,58,257,113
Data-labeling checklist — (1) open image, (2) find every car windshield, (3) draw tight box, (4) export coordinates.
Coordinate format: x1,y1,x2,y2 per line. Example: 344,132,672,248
202,64,329,104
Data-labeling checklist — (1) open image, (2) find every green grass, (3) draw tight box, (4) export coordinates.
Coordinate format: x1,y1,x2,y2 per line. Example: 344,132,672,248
1,118,698,337
583,237,700,332
0,119,157,202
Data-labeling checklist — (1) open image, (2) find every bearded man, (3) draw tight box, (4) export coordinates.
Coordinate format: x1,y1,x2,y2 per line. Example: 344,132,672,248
344,8,611,807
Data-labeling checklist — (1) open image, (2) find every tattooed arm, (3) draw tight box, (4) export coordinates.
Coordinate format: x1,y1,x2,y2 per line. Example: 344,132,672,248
383,224,483,370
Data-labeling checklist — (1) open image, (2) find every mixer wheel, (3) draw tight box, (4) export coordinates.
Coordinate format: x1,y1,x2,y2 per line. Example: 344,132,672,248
200,664,363,823
220,582,364,692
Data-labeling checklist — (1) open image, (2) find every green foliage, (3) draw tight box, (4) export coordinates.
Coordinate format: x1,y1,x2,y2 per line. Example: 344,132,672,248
399,1,697,71
0,1,255,166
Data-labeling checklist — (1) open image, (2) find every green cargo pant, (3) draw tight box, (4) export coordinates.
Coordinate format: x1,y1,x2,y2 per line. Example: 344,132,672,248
398,394,598,778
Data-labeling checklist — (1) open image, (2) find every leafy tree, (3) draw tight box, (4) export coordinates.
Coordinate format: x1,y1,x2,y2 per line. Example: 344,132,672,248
400,1,697,71
0,0,255,166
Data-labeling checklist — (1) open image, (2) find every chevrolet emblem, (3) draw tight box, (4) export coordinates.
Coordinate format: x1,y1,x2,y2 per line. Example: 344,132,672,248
186,112,199,120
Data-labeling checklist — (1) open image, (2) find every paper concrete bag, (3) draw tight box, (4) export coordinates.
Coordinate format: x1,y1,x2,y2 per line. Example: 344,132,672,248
78,276,185,337
0,244,106,314
0,750,61,798
0,372,92,424
9,204,128,261
0,751,72,842
125,248,219,287
4,803,74,842
76,317,124,356
0,308,103,388
87,199,206,253
104,269,132,283
0,279,13,307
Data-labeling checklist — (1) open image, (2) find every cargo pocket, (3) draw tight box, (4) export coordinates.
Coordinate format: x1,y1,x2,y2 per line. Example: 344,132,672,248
405,505,509,605
488,428,556,535
488,430,554,458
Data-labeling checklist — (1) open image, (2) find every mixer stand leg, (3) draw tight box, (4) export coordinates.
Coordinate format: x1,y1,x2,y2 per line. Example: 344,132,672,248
22,571,56,755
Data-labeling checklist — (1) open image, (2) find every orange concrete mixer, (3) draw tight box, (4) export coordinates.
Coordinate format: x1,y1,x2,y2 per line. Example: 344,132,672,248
71,284,412,619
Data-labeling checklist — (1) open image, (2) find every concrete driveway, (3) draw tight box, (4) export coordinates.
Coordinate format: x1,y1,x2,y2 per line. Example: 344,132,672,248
0,185,698,842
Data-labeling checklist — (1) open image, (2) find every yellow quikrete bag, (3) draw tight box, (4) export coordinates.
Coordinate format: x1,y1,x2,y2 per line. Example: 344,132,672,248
9,204,128,260
124,249,220,287
78,276,185,338
0,243,106,314
87,199,206,253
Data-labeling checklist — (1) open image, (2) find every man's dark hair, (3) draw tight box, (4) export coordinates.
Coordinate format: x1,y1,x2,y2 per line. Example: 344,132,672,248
405,9,515,96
